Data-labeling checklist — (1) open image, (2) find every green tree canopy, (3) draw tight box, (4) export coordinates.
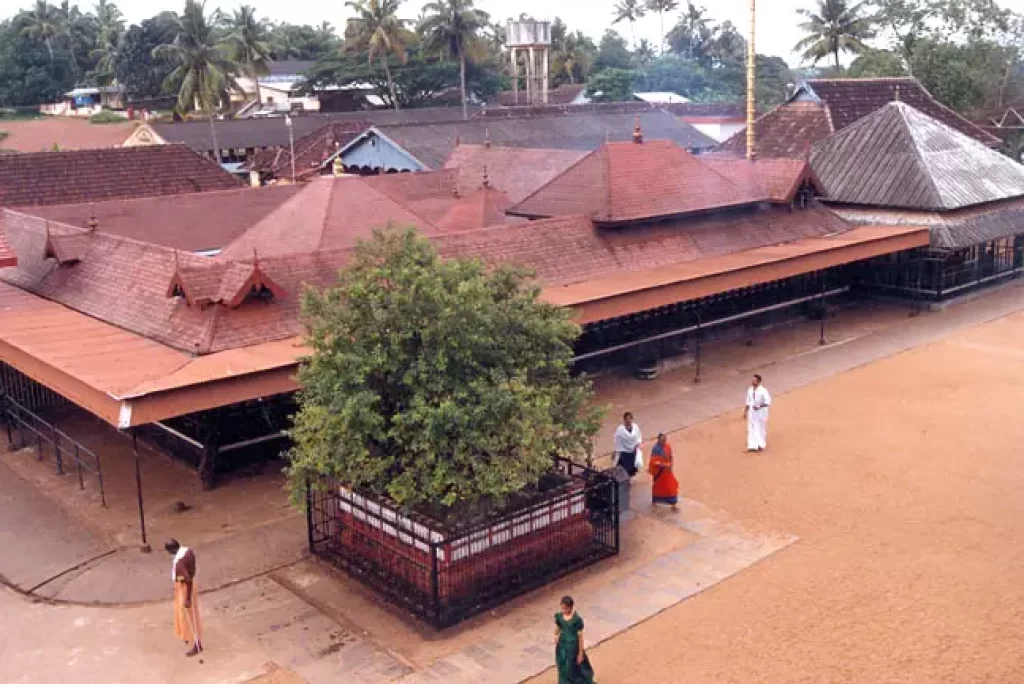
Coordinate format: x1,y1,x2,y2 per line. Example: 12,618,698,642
418,0,488,119
593,29,633,72
115,11,179,98
345,0,409,111
289,229,601,510
223,5,272,104
794,0,874,67
585,67,635,101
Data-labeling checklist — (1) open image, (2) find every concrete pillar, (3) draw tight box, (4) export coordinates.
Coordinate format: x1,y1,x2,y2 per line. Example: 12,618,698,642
511,48,518,105
527,47,535,105
542,48,549,104
248,170,261,187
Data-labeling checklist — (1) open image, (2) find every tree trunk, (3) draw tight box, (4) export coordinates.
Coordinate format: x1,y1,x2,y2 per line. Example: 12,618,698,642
631,21,636,51
660,12,665,55
45,37,54,61
252,61,262,108
460,52,468,121
208,110,221,166
834,51,840,69
384,54,399,111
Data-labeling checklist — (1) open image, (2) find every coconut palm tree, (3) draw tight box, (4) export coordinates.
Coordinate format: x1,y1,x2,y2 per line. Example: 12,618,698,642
224,6,272,106
419,0,489,120
90,0,124,84
634,38,656,70
21,0,64,61
155,0,240,162
645,0,679,55
613,0,646,50
346,0,408,111
794,0,874,68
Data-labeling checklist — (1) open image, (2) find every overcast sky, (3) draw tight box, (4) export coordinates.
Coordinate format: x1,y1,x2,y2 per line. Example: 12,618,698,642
2,0,1023,66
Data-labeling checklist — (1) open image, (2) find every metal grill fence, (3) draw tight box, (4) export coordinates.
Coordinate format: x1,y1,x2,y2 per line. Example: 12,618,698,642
307,458,619,629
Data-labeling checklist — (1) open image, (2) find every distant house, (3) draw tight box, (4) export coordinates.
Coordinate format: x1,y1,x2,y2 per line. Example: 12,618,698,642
245,121,370,185
40,86,126,117
234,61,322,117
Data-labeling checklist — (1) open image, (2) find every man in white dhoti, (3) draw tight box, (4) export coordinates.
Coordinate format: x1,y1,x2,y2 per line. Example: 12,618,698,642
743,374,771,452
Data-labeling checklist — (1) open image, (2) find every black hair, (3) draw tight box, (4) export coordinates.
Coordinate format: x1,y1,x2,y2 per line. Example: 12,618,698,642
753,374,762,382
560,595,574,609
623,411,633,421
164,539,180,554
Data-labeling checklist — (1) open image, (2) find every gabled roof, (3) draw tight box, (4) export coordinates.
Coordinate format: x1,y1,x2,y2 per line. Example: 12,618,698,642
245,120,370,179
810,102,1024,211
149,115,367,152
799,77,1000,147
0,144,242,208
443,144,588,203
435,185,513,234
699,157,823,203
715,102,833,159
508,139,760,224
367,109,718,169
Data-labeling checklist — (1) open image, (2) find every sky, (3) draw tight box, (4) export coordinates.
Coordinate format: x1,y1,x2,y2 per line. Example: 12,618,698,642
1,0,1023,66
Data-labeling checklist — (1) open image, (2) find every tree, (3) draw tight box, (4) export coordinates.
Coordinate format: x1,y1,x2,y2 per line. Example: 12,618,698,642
269,22,341,60
634,38,656,70
794,0,874,68
550,19,596,86
646,0,680,55
345,0,409,111
21,0,64,61
115,11,179,98
224,5,272,105
666,2,714,64
847,48,908,77
288,229,601,511
419,0,488,120
0,13,77,106
155,0,239,161
89,0,124,84
594,29,634,73
585,67,635,101
613,0,646,50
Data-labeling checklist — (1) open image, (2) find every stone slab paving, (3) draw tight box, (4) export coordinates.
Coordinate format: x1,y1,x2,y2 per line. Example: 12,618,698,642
395,491,797,684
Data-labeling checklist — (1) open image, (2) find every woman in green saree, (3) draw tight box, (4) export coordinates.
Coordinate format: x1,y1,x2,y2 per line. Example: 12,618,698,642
553,595,596,684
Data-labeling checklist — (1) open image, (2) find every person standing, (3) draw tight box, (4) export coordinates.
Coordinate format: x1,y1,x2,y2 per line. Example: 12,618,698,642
553,595,595,684
613,411,642,477
649,433,679,508
165,539,203,656
743,374,772,452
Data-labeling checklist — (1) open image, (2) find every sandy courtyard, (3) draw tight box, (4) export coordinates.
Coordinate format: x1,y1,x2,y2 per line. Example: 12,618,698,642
532,310,1024,683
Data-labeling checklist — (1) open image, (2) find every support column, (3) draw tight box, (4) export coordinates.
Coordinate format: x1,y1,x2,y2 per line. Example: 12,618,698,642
693,306,703,384
132,430,151,553
197,410,221,491
818,270,828,346
527,47,535,105
511,48,518,105
542,48,549,104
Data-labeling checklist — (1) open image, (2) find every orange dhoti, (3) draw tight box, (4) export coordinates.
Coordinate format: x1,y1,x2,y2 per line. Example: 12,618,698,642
649,443,679,506
173,580,202,644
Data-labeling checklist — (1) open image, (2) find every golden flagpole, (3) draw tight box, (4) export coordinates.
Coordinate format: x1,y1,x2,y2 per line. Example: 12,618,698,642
746,0,757,160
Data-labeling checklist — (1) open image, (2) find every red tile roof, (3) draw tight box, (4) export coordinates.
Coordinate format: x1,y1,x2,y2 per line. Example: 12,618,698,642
0,117,134,152
245,121,370,180
715,102,833,159
20,185,300,253
443,145,588,203
699,157,823,203
508,139,760,223
435,185,513,234
0,144,243,208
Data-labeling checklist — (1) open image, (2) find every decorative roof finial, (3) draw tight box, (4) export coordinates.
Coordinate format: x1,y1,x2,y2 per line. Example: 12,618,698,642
173,248,180,270
86,203,98,231
632,115,643,144
454,130,461,146
252,247,259,268
484,127,491,148
894,84,900,102
482,165,490,189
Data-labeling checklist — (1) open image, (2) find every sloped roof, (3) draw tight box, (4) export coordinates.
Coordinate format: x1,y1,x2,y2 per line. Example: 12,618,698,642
699,157,823,203
810,102,1024,211
508,139,760,223
150,115,364,152
372,109,718,168
715,102,834,159
802,77,1000,147
435,185,513,234
245,120,370,179
443,145,588,203
19,185,300,253
0,144,242,208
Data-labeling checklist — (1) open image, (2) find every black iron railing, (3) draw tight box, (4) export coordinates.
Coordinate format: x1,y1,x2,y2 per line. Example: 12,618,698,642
3,394,106,506
308,458,619,629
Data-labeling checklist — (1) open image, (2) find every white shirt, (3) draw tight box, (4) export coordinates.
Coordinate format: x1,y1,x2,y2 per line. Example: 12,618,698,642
746,386,771,410
614,424,642,453
171,546,188,581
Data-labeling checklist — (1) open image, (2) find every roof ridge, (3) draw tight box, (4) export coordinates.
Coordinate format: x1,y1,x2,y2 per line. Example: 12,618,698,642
896,103,981,210
508,146,603,212
808,77,919,84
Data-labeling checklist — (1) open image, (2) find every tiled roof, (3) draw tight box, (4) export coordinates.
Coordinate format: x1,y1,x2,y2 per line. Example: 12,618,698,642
374,109,718,168
699,157,822,203
810,102,1024,211
150,115,364,152
508,139,760,224
19,185,300,253
803,78,1000,147
0,144,242,208
443,145,588,203
715,102,834,159
478,100,744,120
245,121,370,179
435,185,513,234
0,117,134,152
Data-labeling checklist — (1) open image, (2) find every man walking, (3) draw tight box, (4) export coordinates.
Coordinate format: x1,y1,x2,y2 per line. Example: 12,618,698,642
165,539,202,656
743,374,771,452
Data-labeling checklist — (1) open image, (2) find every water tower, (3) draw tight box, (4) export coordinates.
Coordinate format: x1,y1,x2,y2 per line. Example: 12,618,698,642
506,19,552,106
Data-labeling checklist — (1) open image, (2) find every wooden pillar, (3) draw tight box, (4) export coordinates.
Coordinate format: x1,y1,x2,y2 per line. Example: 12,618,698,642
693,306,703,384
197,410,221,491
132,430,151,553
818,269,827,345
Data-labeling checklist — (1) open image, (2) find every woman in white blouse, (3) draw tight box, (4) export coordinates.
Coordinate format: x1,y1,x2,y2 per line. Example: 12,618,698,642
613,411,643,477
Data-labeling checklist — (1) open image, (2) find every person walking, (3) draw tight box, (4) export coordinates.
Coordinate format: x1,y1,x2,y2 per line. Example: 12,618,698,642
613,411,643,477
743,373,772,452
553,595,595,684
165,539,203,656
649,433,679,508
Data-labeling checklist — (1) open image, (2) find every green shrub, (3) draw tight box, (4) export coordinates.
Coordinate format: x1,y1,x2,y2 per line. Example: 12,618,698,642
89,110,127,124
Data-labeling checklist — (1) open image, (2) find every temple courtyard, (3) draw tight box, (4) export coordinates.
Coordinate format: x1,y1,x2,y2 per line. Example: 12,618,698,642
4,285,1024,682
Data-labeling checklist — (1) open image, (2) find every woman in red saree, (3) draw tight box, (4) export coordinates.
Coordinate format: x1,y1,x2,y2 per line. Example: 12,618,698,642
649,433,679,508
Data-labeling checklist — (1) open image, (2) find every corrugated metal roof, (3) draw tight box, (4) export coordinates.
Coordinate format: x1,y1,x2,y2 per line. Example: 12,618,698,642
811,102,1024,211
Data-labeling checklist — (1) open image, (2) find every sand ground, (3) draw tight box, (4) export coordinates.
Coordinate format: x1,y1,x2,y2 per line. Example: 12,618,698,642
530,311,1024,684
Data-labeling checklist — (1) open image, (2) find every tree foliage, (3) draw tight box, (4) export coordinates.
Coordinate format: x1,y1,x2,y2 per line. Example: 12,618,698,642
794,0,874,67
115,12,179,98
288,229,601,510
345,0,409,110
585,67,635,101
418,0,489,118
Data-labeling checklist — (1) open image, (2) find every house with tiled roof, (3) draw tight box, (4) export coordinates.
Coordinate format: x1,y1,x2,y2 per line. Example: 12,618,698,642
810,101,1024,300
244,120,370,185
716,77,1000,159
